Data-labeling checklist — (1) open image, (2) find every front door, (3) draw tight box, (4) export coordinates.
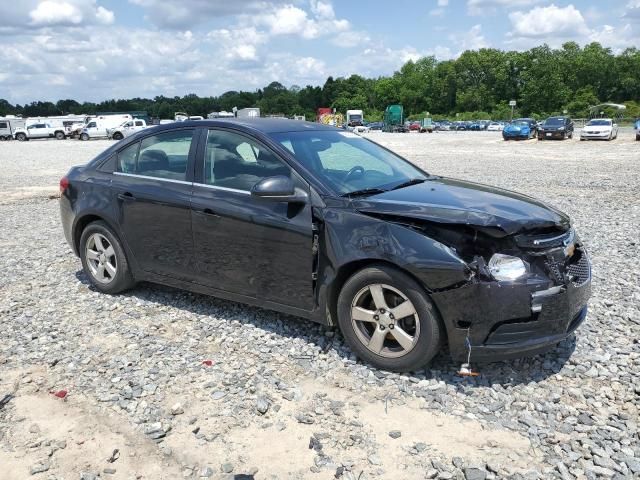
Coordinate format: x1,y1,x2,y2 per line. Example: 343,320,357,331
191,128,315,310
111,128,197,280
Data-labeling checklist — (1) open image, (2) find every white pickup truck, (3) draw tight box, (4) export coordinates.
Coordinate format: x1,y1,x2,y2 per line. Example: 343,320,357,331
14,123,67,141
107,119,149,140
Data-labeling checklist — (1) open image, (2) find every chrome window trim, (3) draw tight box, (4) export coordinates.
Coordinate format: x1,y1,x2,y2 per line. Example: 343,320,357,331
113,171,192,186
193,182,252,195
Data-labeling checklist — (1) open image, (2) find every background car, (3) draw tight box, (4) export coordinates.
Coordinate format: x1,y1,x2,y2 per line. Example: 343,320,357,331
502,118,537,140
409,121,421,131
368,121,384,130
487,122,504,131
634,119,640,141
538,116,574,140
580,118,618,141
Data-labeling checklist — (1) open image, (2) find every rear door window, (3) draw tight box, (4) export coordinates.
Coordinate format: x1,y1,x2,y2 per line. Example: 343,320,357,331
137,130,193,181
118,142,139,173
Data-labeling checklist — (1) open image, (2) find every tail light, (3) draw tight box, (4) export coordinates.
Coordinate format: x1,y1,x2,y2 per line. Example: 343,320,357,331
59,176,69,194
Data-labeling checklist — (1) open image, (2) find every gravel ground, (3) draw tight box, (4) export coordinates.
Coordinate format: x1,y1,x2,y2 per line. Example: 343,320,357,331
0,130,638,480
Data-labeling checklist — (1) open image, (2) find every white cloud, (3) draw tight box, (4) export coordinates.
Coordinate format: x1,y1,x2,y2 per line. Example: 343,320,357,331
0,0,114,29
624,0,640,21
128,0,293,29
29,1,83,26
452,24,489,52
95,6,114,25
508,4,590,38
438,0,449,6
467,0,533,16
252,3,350,40
430,8,445,17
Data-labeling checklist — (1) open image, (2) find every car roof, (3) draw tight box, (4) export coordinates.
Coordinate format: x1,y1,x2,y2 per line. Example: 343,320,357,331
152,118,340,134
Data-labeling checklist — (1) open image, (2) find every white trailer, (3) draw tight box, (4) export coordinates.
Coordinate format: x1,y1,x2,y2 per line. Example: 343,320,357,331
236,108,260,118
0,117,26,140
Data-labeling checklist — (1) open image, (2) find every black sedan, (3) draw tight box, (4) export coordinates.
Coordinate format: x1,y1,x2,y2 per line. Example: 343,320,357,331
60,119,591,372
538,116,574,140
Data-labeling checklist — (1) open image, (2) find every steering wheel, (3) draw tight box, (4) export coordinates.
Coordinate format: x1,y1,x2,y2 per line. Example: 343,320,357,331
344,166,365,183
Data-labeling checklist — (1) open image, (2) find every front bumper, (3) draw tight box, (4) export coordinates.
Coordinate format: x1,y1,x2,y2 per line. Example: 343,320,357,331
503,131,530,139
539,130,567,139
581,131,610,139
432,252,591,363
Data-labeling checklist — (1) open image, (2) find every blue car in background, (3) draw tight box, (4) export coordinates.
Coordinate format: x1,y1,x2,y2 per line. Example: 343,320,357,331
635,119,640,141
503,118,537,140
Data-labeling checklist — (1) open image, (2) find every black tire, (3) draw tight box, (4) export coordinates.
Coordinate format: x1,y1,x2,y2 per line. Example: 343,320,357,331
336,265,443,372
16,133,27,141
55,131,65,140
79,221,135,294
112,132,124,140
80,133,89,141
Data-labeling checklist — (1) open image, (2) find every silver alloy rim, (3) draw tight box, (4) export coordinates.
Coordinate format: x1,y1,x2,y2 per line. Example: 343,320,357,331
350,283,420,358
85,233,117,284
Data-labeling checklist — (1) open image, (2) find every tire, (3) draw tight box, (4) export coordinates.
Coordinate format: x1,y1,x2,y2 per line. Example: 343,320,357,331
79,221,135,294
112,132,124,140
80,133,89,141
55,131,65,140
336,265,443,372
16,133,27,141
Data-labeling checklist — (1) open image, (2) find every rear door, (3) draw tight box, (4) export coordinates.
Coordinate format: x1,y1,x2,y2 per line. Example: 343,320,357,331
190,128,315,310
111,128,198,280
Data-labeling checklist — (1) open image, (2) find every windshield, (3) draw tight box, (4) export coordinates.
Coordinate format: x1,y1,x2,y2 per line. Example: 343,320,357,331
512,120,529,126
271,130,428,196
587,119,612,126
544,117,564,126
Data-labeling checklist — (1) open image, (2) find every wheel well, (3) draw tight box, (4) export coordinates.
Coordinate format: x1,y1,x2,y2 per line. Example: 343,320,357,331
73,214,102,253
327,259,447,343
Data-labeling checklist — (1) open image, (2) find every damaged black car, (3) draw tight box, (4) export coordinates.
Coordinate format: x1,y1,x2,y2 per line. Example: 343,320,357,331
60,119,591,372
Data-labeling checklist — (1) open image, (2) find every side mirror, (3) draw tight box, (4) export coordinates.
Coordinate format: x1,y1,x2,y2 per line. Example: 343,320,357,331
251,176,308,204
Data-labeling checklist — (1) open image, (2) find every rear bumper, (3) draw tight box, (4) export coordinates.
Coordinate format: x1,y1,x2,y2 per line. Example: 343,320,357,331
432,253,591,363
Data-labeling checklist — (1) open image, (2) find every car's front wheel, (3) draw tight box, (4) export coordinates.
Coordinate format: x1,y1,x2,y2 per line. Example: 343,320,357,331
337,265,443,372
79,221,135,294
80,133,89,141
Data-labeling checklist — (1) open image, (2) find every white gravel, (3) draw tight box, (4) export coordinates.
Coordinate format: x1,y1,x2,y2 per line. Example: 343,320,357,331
0,131,638,480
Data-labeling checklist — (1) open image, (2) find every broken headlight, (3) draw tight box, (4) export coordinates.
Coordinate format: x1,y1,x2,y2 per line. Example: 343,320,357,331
488,254,528,281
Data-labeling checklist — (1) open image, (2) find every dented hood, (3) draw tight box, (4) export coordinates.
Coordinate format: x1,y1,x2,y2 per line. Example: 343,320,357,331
352,177,570,235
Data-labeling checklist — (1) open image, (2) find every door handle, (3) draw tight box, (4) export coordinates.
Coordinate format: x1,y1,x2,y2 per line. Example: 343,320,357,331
118,192,136,202
201,208,220,217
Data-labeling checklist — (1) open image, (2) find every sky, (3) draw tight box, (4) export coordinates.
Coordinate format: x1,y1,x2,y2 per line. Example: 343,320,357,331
0,0,639,104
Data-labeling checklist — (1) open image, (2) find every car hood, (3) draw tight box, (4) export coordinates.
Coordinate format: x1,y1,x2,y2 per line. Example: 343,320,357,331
352,177,570,236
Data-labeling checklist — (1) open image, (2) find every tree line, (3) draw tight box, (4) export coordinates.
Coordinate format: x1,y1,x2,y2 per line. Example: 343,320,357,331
1,42,639,121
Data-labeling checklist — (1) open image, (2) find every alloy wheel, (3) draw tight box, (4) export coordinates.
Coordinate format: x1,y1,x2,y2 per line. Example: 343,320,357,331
85,233,117,284
350,283,420,358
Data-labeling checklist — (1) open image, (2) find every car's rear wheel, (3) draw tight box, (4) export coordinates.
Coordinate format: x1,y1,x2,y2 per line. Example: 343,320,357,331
337,265,443,372
79,221,134,294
